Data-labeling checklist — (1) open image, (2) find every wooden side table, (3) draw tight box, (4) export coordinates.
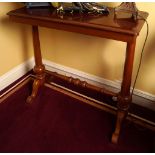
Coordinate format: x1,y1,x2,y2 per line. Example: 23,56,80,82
7,7,148,144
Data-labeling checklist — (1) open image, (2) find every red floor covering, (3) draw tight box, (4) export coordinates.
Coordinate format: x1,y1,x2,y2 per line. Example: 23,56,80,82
0,83,154,153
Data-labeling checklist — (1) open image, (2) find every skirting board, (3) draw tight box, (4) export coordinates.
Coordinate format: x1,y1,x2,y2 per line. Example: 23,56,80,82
43,59,155,111
0,57,155,111
0,57,34,92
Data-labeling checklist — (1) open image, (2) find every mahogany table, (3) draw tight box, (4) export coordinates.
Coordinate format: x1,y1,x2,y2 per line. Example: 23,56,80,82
7,7,148,144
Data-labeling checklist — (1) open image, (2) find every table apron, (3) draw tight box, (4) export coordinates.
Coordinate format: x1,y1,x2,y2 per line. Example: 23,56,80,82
9,15,137,43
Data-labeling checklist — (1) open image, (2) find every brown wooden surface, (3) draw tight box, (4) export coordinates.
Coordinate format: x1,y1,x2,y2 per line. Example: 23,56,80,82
7,6,149,144
7,7,148,42
26,26,45,104
45,70,117,97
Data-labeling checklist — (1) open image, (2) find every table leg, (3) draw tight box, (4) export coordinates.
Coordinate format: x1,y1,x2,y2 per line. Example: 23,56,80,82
111,38,136,144
26,26,45,104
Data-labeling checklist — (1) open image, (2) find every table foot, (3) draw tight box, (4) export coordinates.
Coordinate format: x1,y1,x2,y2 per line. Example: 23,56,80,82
26,96,35,104
111,133,119,144
111,111,124,144
26,79,42,104
111,95,131,144
111,110,125,144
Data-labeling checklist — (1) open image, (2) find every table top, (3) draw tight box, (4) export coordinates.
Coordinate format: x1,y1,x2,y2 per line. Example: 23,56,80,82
7,7,148,42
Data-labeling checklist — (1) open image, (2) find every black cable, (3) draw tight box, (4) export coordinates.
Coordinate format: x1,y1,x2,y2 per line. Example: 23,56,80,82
131,14,149,97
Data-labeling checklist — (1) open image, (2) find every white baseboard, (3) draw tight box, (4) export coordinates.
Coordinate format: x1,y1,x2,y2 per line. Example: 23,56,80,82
1,57,155,111
43,59,155,111
0,57,34,92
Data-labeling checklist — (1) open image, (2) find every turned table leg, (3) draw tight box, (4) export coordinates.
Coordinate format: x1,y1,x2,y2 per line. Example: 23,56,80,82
26,26,45,104
111,38,136,144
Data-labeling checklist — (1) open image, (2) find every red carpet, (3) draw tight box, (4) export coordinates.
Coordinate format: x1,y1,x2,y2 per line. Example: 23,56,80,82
0,82,154,152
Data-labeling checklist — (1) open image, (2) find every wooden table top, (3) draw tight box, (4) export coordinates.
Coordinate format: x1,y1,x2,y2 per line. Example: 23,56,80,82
7,7,148,42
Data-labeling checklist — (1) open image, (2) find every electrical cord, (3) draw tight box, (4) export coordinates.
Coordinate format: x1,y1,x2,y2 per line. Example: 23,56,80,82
131,14,149,97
